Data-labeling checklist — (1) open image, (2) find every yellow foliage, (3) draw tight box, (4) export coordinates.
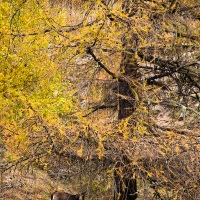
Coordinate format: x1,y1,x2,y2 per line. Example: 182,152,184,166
0,1,199,199
77,144,83,157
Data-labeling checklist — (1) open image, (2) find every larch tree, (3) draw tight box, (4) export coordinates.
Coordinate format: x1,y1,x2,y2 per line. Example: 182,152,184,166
0,0,199,199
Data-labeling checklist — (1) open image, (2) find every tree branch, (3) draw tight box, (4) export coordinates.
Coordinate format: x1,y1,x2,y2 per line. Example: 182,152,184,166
83,104,117,117
86,47,117,79
4,19,100,37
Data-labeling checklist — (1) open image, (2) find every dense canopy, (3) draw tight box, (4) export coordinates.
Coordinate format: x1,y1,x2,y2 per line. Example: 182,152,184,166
0,0,199,199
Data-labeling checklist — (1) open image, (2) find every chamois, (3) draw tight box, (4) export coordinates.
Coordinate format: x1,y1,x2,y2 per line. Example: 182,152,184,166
51,191,86,200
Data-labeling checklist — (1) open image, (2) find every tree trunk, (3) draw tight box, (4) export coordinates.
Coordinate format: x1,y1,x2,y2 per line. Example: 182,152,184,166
114,1,139,198
114,160,137,200
114,42,138,200
114,51,138,199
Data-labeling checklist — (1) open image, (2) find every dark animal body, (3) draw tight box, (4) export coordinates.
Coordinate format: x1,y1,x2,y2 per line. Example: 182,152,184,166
51,191,86,200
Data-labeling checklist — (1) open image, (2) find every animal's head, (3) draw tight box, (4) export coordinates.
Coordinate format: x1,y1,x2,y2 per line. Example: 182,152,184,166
79,192,86,200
